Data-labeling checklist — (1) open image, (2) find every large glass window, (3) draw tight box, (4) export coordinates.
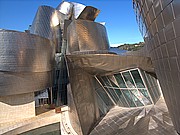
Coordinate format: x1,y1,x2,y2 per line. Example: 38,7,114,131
95,68,161,108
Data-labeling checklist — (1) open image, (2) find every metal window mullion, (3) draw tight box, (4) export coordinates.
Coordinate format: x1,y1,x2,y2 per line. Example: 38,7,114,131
94,76,116,105
139,69,154,104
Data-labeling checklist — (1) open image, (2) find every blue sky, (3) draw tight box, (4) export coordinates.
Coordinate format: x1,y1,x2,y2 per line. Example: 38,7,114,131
0,0,143,47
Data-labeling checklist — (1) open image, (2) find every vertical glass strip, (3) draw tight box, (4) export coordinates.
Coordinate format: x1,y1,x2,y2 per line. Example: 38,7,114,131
131,70,145,88
122,72,136,88
129,89,144,106
114,73,127,88
114,89,129,107
122,89,136,107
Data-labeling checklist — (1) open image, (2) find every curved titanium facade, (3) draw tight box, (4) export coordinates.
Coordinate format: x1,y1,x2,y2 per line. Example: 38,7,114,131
0,30,54,96
30,6,65,39
67,20,109,54
56,2,86,19
133,0,180,133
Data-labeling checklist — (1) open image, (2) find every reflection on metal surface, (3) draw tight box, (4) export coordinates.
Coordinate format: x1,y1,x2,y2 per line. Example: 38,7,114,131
71,2,86,19
95,68,158,108
2,0,179,134
0,29,54,96
57,2,86,19
133,0,180,133
30,6,65,39
78,6,100,21
0,71,52,96
67,20,109,53
0,30,54,72
66,54,154,75
56,1,73,19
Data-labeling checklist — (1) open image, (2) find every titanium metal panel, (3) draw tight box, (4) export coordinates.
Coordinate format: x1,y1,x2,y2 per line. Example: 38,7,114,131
56,1,73,19
67,60,100,135
57,2,86,19
67,20,109,53
77,6,100,21
0,30,54,96
71,2,86,19
0,30,54,72
30,6,65,39
0,71,52,96
66,54,154,76
134,0,180,133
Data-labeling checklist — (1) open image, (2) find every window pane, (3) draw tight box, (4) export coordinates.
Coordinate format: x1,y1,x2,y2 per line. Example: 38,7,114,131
138,89,152,105
101,76,111,87
122,89,136,107
114,89,129,107
131,70,145,88
122,72,135,88
95,87,114,107
114,74,127,88
130,89,144,106
109,79,119,89
108,88,120,103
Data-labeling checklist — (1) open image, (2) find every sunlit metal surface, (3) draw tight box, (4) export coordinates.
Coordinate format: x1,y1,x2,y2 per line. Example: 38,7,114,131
0,30,54,72
57,2,100,21
77,6,100,21
30,6,65,39
0,29,54,96
56,1,73,19
133,0,180,133
57,2,86,19
67,20,109,53
71,2,86,19
67,54,154,75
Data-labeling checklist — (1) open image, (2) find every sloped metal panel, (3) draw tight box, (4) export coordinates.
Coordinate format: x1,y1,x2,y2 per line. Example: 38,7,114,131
77,6,100,21
66,54,154,75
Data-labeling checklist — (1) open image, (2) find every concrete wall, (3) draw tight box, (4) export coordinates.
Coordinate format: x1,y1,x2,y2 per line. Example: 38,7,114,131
0,92,35,124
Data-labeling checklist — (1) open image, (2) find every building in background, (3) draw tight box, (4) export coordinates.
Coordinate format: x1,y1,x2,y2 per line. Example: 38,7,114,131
0,0,179,135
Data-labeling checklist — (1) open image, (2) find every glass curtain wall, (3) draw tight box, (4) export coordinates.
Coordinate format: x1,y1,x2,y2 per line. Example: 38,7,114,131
95,68,161,107
93,78,114,115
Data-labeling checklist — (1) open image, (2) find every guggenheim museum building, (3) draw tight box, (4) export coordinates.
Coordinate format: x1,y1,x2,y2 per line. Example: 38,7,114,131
0,0,180,134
